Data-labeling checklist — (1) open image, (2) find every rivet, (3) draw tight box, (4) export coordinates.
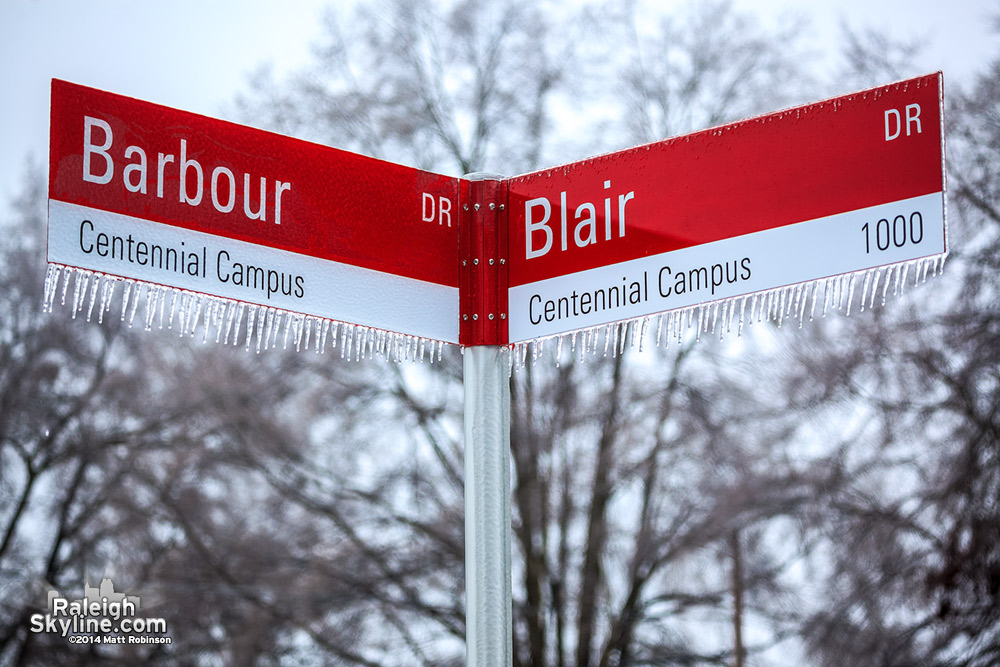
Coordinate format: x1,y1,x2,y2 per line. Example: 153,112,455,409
500,313,506,320
463,204,469,211
474,203,481,211
463,314,468,321
473,258,479,265
499,204,505,211
500,259,506,265
489,313,495,321
473,314,479,321
489,258,495,266
462,260,467,267
489,203,496,210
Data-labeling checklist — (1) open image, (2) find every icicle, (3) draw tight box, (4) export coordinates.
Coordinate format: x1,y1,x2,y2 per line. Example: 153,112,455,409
146,286,160,331
60,267,72,307
859,269,873,312
145,285,157,331
251,306,264,353
881,265,894,306
175,293,189,335
808,280,820,322
85,273,101,322
797,283,809,327
49,265,64,312
274,310,286,350
738,296,747,337
318,320,330,355
199,298,213,341
98,276,115,324
188,294,204,338
288,314,299,351
844,274,857,316
70,270,86,319
231,302,245,346
341,325,352,360
42,264,57,313
129,282,146,327
214,300,227,343
261,308,275,350
244,305,258,352
156,286,168,329
792,283,803,322
869,268,882,310
167,290,179,329
306,317,317,352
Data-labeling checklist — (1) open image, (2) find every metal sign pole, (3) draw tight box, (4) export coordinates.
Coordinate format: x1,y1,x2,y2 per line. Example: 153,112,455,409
464,345,511,667
462,172,512,667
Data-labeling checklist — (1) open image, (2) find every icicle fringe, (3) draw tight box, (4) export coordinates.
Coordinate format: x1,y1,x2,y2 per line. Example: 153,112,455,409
43,254,947,372
506,254,947,373
42,265,448,365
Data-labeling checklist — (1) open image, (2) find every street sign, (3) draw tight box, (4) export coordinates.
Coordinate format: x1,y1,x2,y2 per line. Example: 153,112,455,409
47,79,462,346
506,73,946,344
47,74,948,352
44,74,950,667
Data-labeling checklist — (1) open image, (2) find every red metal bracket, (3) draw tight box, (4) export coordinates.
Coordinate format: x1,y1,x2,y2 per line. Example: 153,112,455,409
459,176,509,347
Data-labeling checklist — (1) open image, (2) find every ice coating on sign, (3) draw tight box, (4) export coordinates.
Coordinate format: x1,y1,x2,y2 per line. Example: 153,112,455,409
42,264,447,364
43,253,944,371
505,254,946,373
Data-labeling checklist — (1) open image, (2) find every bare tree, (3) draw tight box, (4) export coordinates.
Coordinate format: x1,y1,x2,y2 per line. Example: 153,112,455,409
11,2,998,667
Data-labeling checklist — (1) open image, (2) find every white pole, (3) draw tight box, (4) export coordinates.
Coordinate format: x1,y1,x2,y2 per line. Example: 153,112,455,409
463,174,512,667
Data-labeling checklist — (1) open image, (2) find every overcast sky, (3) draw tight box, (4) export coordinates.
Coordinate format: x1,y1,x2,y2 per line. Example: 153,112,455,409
0,0,996,209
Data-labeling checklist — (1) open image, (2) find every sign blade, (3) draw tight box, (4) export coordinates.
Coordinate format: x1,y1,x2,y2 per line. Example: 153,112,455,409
47,79,461,344
506,73,946,344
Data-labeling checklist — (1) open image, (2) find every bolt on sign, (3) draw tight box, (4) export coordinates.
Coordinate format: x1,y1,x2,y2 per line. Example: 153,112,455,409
45,73,947,360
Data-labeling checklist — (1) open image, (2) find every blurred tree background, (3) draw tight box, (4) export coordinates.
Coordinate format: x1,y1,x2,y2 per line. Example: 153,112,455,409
1,1,997,665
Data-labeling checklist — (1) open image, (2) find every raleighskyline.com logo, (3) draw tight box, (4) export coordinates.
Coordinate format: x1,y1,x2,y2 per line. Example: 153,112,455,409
30,577,171,645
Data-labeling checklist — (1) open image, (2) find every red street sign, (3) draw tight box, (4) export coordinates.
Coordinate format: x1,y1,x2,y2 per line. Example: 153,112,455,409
48,80,461,344
506,73,946,343
47,75,948,352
